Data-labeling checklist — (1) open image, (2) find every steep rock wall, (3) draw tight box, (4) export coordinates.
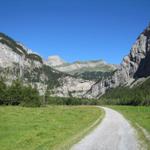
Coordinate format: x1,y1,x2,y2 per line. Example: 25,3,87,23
85,25,150,98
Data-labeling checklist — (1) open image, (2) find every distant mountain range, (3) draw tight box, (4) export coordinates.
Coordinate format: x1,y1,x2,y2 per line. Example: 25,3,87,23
46,56,117,80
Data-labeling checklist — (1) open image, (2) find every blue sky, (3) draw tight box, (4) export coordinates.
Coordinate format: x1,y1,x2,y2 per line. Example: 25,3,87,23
0,0,150,64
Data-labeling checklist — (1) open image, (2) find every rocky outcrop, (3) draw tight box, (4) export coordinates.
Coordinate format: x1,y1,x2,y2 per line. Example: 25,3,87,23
0,34,51,94
51,76,95,97
85,24,150,98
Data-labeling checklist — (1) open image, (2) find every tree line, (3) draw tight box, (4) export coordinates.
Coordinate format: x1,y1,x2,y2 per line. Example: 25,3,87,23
0,79,99,107
1,77,149,107
0,79,41,107
45,94,99,106
100,78,150,106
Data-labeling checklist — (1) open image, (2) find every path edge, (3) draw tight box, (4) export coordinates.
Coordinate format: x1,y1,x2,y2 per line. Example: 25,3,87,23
57,106,105,150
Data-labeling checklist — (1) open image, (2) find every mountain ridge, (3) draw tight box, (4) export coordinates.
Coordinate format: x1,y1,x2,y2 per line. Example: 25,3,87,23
46,56,116,80
0,32,95,97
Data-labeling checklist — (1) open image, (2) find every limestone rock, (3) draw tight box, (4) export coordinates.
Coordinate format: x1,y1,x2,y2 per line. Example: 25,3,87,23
85,24,150,98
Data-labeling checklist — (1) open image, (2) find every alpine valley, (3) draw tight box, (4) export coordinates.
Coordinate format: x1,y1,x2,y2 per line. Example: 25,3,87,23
0,24,150,100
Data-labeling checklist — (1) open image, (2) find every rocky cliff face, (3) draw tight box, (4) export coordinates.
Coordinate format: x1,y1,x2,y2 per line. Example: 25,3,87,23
50,76,95,97
0,33,47,95
0,33,94,97
85,25,150,98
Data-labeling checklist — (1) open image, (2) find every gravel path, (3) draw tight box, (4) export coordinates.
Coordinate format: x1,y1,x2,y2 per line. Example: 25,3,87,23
71,107,139,150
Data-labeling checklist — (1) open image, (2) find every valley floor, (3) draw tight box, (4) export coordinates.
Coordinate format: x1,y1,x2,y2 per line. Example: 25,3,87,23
0,106,102,150
1,105,149,150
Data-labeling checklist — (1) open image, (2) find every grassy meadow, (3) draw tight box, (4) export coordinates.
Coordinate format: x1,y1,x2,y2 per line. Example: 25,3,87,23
0,106,103,150
110,106,150,149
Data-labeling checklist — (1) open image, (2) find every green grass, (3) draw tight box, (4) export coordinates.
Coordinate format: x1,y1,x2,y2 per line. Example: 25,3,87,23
109,106,150,149
0,106,103,150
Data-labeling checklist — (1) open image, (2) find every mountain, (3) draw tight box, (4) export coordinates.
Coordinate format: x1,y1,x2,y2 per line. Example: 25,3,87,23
47,55,66,67
47,58,116,81
85,24,150,98
0,33,94,97
1,24,150,100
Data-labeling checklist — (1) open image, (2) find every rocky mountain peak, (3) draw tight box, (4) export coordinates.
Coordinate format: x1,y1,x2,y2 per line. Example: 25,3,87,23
47,55,66,66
